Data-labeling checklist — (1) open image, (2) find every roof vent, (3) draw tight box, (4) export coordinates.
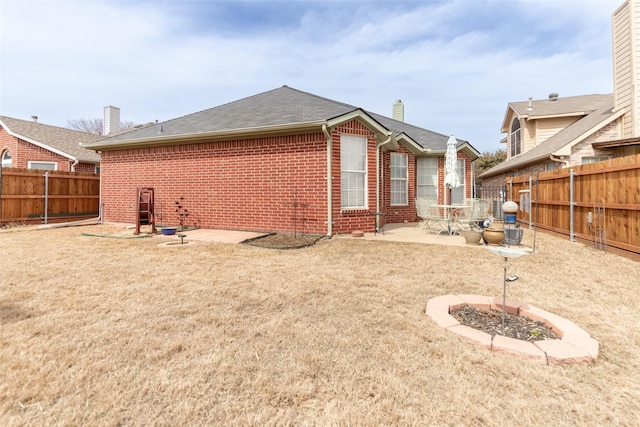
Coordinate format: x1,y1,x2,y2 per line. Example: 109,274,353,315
393,99,404,122
548,93,559,101
31,115,38,122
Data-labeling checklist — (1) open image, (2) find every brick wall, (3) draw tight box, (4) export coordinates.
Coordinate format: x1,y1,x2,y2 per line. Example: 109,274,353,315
382,145,416,224
100,123,477,235
1,128,96,172
101,131,332,235
330,121,381,234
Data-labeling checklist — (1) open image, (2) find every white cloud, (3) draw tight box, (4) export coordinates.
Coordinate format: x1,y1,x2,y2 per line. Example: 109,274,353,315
0,0,623,152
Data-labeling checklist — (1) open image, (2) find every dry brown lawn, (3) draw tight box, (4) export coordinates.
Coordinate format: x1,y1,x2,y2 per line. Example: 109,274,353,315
1,224,639,426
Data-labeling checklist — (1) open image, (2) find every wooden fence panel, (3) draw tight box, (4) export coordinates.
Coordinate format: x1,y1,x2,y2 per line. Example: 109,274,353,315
506,153,640,259
0,167,100,224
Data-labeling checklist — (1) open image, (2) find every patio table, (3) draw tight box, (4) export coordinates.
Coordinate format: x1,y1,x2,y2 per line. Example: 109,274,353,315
435,204,468,235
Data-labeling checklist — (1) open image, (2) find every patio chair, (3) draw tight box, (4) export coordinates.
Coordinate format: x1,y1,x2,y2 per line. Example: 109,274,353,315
415,198,434,229
468,199,489,230
424,203,449,235
451,204,473,232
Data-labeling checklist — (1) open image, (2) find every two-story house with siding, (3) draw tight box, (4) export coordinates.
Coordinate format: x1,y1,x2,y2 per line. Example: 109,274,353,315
481,0,640,189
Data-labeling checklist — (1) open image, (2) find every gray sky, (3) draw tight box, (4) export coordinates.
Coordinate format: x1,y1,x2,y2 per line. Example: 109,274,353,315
0,0,623,153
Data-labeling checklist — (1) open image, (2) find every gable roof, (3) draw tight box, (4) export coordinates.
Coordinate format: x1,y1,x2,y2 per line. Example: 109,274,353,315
369,112,479,160
0,116,102,163
501,94,613,132
482,97,622,178
84,85,479,160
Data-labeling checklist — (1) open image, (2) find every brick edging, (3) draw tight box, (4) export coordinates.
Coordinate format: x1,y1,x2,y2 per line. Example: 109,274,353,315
425,294,599,365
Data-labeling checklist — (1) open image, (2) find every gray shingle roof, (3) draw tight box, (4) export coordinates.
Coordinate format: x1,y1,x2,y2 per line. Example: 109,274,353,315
99,86,359,143
503,94,612,131
483,97,618,178
368,112,468,152
0,116,102,162
88,86,475,156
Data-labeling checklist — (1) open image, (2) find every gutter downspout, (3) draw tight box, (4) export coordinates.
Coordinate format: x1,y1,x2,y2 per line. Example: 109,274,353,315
549,154,569,168
71,159,79,172
376,132,393,231
322,125,333,237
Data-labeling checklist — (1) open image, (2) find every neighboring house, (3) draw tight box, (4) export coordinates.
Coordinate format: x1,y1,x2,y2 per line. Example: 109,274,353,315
0,115,102,173
84,85,480,236
481,0,640,186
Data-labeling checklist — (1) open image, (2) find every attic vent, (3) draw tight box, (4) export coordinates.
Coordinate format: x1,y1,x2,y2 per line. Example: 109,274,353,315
31,115,38,122
548,93,559,101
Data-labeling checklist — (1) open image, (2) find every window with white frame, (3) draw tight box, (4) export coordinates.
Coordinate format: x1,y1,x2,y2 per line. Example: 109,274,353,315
582,156,610,164
450,158,466,204
27,161,57,171
510,118,521,157
416,157,437,200
390,153,408,205
1,150,12,167
340,135,367,209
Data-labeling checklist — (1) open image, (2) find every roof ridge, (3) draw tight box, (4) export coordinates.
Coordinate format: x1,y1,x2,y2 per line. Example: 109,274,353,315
0,115,97,136
279,85,359,110
154,85,360,126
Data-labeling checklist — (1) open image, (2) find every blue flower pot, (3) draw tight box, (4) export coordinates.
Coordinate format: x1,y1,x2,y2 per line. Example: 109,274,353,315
160,227,177,235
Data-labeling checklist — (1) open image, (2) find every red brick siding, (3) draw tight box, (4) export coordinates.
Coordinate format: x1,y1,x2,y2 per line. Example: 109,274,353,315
101,133,330,234
100,123,476,235
382,145,416,224
0,127,96,172
330,121,380,234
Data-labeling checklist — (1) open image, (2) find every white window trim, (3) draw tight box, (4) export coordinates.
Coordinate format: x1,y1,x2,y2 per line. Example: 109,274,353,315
27,161,58,171
340,134,368,210
416,157,438,200
1,150,12,167
510,118,521,157
390,153,408,206
581,156,610,164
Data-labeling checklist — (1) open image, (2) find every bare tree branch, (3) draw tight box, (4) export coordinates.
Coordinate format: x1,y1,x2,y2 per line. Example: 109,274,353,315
67,118,136,135
67,118,104,135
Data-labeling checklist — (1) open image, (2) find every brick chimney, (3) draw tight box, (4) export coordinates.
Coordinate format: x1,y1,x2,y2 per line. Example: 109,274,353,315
104,105,120,135
393,100,404,122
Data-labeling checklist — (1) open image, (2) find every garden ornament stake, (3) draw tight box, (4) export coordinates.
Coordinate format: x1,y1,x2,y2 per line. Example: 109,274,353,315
175,197,190,231
485,246,530,329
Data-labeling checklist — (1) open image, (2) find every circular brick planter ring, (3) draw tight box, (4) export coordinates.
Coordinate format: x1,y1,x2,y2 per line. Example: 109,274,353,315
425,294,599,365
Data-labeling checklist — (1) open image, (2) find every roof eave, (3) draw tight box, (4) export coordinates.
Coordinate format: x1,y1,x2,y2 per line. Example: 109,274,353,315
327,109,394,144
396,133,430,156
0,118,76,161
84,121,327,151
526,111,589,121
553,108,625,156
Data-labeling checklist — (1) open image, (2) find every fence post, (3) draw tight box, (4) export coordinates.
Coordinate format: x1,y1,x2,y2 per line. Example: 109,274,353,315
528,176,533,230
44,171,49,225
569,169,575,242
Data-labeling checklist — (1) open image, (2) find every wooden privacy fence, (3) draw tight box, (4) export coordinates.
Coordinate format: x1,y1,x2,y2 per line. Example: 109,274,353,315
506,153,640,259
0,167,100,225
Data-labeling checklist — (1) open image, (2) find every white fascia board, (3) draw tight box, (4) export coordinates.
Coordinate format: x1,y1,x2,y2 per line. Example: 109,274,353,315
396,134,426,155
0,119,75,160
526,112,588,121
326,109,391,139
457,141,481,161
554,109,625,156
500,104,518,133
